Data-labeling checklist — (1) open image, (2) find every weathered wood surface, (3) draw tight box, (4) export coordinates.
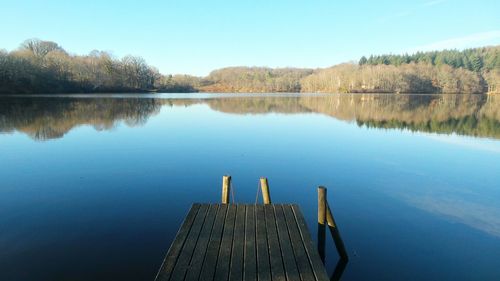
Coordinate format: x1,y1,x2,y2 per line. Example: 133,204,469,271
155,203,329,281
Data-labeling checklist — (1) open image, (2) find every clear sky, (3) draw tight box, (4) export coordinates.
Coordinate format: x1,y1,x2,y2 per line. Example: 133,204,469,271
1,0,499,76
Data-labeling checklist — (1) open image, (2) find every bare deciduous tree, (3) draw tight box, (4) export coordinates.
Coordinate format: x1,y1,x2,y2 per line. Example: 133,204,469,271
20,38,65,58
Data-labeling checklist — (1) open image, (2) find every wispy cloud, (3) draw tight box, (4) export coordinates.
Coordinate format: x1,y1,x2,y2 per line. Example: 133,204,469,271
422,0,447,7
409,30,500,52
377,0,448,23
377,10,413,23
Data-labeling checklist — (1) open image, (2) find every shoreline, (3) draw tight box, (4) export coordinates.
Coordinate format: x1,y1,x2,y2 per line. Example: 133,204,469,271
0,91,494,97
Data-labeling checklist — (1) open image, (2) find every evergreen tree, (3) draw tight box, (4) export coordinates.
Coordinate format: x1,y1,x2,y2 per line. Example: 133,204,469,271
471,55,483,72
359,56,368,65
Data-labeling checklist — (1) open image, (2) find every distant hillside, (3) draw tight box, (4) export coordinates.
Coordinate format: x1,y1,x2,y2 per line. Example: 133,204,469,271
301,62,486,94
0,39,498,94
351,46,500,93
199,67,313,93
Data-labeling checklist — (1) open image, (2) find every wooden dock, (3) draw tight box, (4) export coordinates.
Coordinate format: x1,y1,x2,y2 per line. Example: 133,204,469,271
155,203,330,281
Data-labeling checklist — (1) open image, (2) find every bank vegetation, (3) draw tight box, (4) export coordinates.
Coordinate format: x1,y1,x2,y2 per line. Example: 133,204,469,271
1,39,498,94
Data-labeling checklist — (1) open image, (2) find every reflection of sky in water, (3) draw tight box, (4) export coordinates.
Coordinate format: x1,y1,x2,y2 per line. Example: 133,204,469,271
424,133,500,153
373,131,500,237
0,94,499,281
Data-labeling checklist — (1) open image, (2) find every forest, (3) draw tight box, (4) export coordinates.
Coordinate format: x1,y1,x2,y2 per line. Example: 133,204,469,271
0,39,499,94
0,39,202,94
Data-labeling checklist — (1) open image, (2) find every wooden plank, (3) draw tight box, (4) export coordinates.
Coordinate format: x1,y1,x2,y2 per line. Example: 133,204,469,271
283,205,316,281
214,204,237,280
184,204,219,281
169,204,210,281
229,205,246,281
264,204,286,281
243,205,257,281
291,204,330,281
155,203,201,281
156,203,332,281
274,204,301,281
255,204,271,281
199,204,228,281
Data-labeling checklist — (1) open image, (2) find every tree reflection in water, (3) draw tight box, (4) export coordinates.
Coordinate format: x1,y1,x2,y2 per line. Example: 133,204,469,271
0,94,499,141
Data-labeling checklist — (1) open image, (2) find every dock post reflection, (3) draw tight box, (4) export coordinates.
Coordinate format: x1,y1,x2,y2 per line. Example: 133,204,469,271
330,258,348,281
318,186,327,262
317,185,349,269
326,202,349,260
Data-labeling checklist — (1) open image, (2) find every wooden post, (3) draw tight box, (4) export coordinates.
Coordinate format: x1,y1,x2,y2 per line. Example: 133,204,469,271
260,177,271,204
326,202,349,260
222,175,231,204
317,186,327,262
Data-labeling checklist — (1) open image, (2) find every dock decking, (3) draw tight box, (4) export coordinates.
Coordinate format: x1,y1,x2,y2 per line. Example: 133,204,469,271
155,203,329,281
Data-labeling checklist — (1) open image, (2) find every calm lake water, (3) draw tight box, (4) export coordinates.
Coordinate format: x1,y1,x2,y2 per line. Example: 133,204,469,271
1,93,499,281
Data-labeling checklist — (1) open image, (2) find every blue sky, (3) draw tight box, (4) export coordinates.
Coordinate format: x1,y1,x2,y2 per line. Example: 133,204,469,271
1,0,499,76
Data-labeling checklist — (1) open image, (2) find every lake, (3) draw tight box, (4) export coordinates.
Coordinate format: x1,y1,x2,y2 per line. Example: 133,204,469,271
1,93,499,281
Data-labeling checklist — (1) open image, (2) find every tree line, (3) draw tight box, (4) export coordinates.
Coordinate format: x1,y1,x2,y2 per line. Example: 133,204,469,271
355,46,499,93
201,67,313,93
0,39,498,94
358,47,498,72
300,63,486,94
0,39,199,94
